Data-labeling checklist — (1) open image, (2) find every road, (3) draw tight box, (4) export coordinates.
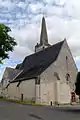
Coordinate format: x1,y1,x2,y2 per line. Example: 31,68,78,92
0,100,80,120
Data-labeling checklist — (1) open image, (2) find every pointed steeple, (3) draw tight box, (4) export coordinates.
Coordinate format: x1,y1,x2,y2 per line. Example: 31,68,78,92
40,16,48,45
35,16,51,53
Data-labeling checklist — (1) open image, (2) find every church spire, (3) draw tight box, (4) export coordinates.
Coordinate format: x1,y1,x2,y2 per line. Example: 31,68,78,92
40,16,48,45
35,16,51,53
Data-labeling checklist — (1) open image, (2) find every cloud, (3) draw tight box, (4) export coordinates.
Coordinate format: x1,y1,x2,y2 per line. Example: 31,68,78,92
29,2,44,13
0,0,80,80
16,1,27,9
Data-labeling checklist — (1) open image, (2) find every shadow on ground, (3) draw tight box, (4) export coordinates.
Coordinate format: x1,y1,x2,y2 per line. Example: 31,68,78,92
55,107,80,114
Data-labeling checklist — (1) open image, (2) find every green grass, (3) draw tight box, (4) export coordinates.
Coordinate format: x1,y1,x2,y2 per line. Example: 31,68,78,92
0,97,73,107
0,97,44,106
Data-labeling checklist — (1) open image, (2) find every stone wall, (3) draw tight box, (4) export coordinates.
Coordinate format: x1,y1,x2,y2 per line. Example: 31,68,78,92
7,79,35,101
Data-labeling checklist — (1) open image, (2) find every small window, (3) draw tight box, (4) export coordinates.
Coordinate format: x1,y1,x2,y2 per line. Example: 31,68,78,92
66,73,70,82
66,56,68,60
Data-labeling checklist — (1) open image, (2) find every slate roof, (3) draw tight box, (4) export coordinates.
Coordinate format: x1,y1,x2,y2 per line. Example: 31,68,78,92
2,67,21,83
7,67,21,82
12,40,64,83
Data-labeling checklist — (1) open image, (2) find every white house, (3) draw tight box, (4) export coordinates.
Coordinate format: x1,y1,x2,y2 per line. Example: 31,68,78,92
1,17,78,105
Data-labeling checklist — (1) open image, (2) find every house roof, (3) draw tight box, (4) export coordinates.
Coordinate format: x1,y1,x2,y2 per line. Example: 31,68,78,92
12,40,64,83
2,67,21,83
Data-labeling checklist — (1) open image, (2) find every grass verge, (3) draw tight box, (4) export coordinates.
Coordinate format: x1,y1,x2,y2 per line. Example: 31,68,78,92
0,97,74,107
0,97,44,106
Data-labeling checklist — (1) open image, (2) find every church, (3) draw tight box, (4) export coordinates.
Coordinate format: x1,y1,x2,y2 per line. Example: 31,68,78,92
1,17,78,105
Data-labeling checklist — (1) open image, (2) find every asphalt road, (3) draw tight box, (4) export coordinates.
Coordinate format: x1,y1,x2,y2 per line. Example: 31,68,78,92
0,100,80,120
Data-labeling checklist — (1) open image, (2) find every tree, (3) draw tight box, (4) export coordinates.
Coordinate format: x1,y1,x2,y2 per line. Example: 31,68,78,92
0,24,17,63
75,72,80,99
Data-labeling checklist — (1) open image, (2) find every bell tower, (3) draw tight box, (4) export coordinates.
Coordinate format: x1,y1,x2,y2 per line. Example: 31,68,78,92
35,16,51,52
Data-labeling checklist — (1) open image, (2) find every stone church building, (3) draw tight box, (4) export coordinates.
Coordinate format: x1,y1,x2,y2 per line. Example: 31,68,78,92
1,17,78,105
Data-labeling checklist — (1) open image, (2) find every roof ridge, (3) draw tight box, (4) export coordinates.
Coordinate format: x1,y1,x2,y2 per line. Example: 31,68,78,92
24,40,64,60
42,40,64,51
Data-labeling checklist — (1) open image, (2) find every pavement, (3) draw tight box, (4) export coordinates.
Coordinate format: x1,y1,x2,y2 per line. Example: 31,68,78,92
0,100,80,120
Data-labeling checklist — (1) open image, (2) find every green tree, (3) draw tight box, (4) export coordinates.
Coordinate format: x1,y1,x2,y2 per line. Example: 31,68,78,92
0,24,17,63
75,72,80,99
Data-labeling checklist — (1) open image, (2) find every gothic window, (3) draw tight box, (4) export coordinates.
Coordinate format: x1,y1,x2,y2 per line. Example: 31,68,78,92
66,73,70,83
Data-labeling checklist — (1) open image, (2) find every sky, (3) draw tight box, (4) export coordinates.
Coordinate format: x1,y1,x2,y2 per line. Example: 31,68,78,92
0,0,80,80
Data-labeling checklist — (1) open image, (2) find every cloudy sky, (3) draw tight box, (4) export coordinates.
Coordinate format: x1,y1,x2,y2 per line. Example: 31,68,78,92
0,0,80,80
